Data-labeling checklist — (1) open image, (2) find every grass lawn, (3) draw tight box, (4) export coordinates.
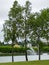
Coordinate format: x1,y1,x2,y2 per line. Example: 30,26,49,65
0,60,49,65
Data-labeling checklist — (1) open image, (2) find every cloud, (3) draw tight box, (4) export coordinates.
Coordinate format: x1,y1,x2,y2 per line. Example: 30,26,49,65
0,0,49,20
0,24,4,42
0,0,14,20
30,0,49,12
17,0,49,12
0,0,49,42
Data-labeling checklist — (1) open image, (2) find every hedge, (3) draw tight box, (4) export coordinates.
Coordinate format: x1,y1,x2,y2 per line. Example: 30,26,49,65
0,46,49,53
0,46,29,53
33,46,49,53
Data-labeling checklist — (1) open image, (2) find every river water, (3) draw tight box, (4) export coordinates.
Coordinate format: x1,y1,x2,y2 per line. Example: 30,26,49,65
0,53,49,63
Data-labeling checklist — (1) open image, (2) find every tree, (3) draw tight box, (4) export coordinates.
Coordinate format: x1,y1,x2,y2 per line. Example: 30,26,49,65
28,10,49,60
40,8,49,45
0,41,4,46
3,1,23,62
3,0,49,62
24,1,31,61
3,0,32,62
18,1,31,61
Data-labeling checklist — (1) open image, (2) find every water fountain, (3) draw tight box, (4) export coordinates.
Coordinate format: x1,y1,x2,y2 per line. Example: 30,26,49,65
27,43,36,55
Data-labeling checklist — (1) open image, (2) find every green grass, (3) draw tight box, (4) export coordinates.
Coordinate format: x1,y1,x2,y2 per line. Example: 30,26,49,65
0,60,49,65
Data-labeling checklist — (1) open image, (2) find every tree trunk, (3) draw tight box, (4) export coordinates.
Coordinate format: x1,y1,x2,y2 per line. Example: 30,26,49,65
25,49,28,61
25,39,28,61
24,14,28,61
12,42,14,62
37,36,40,60
38,44,40,60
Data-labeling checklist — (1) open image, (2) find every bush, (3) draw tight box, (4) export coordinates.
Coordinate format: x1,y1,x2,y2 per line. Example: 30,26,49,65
0,46,49,54
33,46,49,53
0,46,12,53
0,46,29,53
42,46,49,53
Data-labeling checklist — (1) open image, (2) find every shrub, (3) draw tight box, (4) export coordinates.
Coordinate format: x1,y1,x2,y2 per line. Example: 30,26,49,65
0,46,29,53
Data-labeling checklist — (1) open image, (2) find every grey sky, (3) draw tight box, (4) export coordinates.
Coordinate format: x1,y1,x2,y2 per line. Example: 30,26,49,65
0,0,49,24
0,0,49,42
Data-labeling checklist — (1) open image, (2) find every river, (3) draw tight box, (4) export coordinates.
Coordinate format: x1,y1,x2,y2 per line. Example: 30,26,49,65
0,53,49,63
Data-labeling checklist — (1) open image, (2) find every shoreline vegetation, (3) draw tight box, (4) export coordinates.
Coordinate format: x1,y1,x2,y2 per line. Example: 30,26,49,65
0,60,49,65
0,45,49,56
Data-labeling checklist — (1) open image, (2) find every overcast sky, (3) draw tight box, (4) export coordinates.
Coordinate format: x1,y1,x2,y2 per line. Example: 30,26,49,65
0,0,49,42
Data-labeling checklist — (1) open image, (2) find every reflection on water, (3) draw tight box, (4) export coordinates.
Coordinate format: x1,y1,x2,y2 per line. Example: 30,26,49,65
0,54,49,63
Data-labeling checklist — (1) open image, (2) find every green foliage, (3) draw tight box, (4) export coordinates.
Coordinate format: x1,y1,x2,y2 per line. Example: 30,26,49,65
0,41,4,46
0,46,12,53
3,0,24,43
0,46,29,53
3,0,49,61
42,46,49,53
33,46,49,53
0,46,49,53
3,0,49,49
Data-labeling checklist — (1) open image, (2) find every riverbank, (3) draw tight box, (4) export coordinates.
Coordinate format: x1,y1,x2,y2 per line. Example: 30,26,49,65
0,60,49,65
0,53,25,56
